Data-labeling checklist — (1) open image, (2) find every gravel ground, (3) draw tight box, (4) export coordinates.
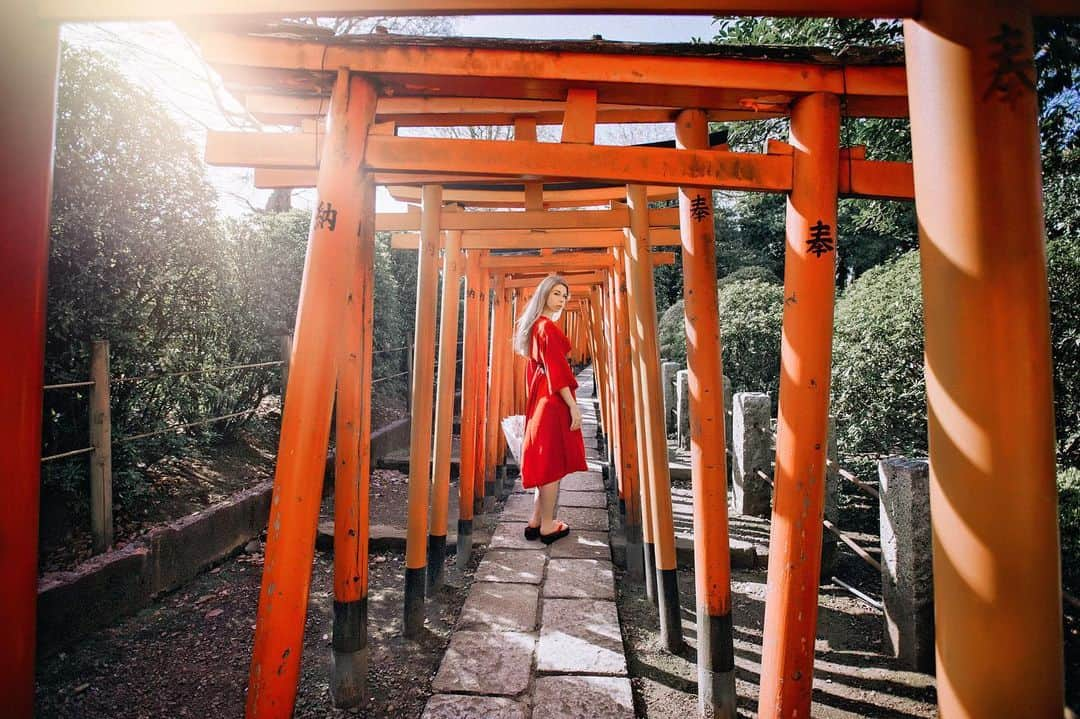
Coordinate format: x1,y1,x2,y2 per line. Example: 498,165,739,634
35,541,479,718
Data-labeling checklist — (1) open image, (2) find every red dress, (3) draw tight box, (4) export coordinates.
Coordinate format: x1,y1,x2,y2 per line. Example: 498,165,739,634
521,316,588,489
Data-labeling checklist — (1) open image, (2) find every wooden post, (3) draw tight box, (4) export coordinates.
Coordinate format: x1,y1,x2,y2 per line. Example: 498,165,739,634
403,184,442,637
331,178,376,708
677,108,737,718
89,340,113,555
246,71,377,719
612,249,647,586
404,337,413,415
278,333,292,402
485,275,507,497
625,185,683,652
428,224,463,592
905,3,1063,715
0,7,59,713
758,92,841,719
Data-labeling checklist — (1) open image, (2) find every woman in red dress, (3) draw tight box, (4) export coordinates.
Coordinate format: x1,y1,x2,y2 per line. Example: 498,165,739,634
514,274,588,545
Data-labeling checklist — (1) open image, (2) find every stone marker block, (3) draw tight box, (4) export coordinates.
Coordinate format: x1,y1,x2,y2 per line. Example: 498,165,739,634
879,456,934,673
490,522,544,551
561,471,604,492
545,558,615,600
474,549,546,585
549,530,611,560
662,361,680,435
732,392,772,517
422,695,525,719
538,598,627,675
723,374,733,454
559,490,607,509
676,369,691,451
501,493,535,523
431,630,536,695
532,676,634,719
558,506,609,532
459,582,540,632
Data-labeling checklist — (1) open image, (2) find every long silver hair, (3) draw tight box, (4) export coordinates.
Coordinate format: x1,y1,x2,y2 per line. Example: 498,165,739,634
513,274,569,357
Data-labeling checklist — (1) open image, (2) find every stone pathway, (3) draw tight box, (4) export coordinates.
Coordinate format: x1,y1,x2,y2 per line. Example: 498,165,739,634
423,368,634,719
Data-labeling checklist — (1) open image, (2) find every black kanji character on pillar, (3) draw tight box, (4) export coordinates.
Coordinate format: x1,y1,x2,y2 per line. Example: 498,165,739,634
316,201,338,231
985,23,1035,105
689,194,710,222
807,220,834,257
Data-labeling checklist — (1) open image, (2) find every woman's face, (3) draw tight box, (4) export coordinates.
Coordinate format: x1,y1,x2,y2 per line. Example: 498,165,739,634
545,283,569,314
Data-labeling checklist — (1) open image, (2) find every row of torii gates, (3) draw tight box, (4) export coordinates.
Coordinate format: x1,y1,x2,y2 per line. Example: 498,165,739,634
2,2,1073,719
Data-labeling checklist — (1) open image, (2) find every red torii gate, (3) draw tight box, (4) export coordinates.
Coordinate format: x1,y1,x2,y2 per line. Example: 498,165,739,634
2,2,1073,719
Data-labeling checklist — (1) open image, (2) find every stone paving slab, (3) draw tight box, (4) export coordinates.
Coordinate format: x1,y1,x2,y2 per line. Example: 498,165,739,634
431,630,536,696
557,506,609,532
489,522,542,551
549,530,611,560
560,472,605,492
458,582,540,632
532,676,634,719
537,598,627,675
501,493,535,522
544,559,615,600
422,695,526,719
474,548,546,585
559,490,607,509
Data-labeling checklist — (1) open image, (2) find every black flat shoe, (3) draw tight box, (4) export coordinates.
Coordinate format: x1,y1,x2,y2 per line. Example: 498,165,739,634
540,522,571,545
524,524,541,541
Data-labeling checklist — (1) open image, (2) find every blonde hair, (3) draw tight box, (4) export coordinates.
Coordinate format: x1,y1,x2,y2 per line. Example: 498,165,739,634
513,274,569,357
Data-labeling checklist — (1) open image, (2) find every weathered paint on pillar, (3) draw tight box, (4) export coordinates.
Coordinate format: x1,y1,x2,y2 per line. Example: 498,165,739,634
331,178,376,708
905,3,1063,714
677,108,736,718
758,91,840,719
1,6,59,714
246,71,377,719
456,251,481,562
625,185,683,653
428,224,463,592
611,252,646,586
402,184,443,638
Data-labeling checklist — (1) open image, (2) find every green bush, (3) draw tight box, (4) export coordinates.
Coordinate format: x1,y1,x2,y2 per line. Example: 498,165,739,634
1059,466,1080,594
657,278,784,400
1048,236,1080,467
831,251,926,456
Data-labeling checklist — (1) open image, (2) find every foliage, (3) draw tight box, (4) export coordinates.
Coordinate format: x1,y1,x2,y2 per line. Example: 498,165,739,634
657,279,784,402
43,47,414,525
830,252,925,456
1048,235,1080,466
1059,466,1080,594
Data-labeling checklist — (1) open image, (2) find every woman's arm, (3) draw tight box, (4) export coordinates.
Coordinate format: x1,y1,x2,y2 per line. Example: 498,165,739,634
559,386,582,431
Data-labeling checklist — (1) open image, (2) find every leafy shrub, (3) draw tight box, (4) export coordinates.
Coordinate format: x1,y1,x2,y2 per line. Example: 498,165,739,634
1059,466,1080,594
831,251,925,456
657,279,784,400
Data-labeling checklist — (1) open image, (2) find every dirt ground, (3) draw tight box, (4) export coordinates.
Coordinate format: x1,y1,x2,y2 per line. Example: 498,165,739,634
35,539,478,718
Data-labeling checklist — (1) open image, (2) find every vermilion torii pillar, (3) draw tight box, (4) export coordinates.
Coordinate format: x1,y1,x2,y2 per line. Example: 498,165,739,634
331,178,377,708
905,1,1064,714
758,92,841,718
428,221,464,592
625,185,684,652
403,184,443,637
456,250,483,560
246,70,377,719
676,108,737,719
1,6,59,717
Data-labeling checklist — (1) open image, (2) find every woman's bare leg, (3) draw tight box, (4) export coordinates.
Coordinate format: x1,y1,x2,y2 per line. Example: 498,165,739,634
539,480,565,534
529,488,542,528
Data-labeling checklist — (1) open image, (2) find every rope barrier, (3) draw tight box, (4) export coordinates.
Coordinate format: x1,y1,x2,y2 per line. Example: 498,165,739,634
115,409,258,444
112,360,283,385
41,446,95,463
43,380,95,391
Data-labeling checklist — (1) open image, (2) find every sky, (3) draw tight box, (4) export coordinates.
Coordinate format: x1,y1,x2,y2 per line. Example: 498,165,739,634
62,14,722,218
